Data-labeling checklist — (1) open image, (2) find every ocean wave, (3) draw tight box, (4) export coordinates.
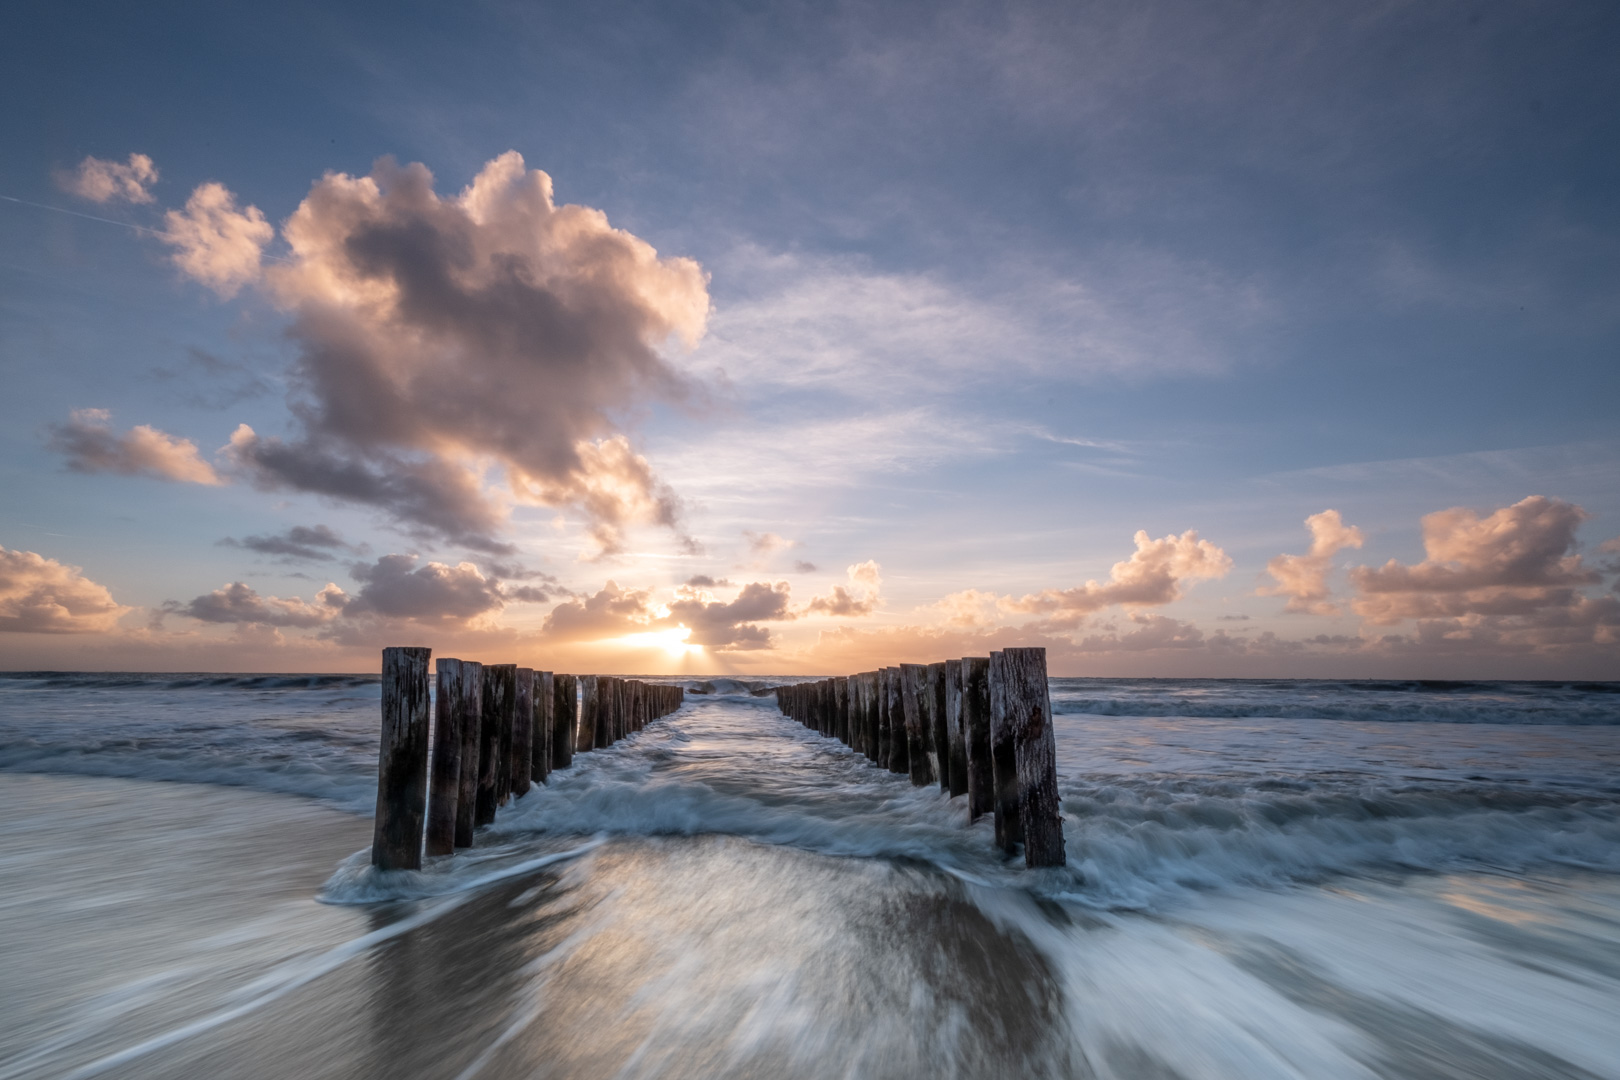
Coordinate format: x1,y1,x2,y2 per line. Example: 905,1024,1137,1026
1050,678,1620,725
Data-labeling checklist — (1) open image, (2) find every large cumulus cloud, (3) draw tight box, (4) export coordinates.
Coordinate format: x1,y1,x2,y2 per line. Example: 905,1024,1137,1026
232,151,709,553
53,152,711,556
1346,495,1618,651
0,547,129,633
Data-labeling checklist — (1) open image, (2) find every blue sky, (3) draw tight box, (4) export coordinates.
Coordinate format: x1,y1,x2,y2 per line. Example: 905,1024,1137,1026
2,0,1617,675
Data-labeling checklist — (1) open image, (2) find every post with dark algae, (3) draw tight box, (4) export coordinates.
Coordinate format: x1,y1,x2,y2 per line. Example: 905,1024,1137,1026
512,668,534,799
372,646,431,871
1003,647,1065,867
426,657,468,856
961,657,993,819
477,664,515,826
987,651,1023,852
533,671,554,784
553,674,577,769
454,662,483,848
575,675,599,753
943,659,969,798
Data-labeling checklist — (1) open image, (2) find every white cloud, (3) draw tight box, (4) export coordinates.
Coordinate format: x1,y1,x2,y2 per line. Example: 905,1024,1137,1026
162,182,274,297
57,153,159,204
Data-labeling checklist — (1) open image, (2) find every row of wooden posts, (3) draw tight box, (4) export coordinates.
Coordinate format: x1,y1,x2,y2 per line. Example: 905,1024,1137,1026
372,647,684,871
775,646,1065,867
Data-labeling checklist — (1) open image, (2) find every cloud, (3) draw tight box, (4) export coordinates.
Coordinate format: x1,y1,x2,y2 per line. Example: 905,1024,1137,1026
0,547,128,633
1341,496,1619,655
209,152,711,553
1261,509,1365,614
929,588,1003,628
162,182,273,297
219,524,355,561
344,554,505,622
542,580,659,641
178,581,347,628
56,153,158,204
803,559,883,617
48,409,223,485
1350,496,1598,624
668,580,794,650
1001,529,1232,628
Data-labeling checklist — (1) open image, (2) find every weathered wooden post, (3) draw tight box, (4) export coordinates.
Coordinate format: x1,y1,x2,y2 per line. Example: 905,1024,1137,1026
477,664,515,826
927,662,949,793
576,675,599,752
426,657,467,856
372,647,431,871
886,666,909,775
875,669,891,768
961,657,993,820
900,664,932,786
454,662,483,847
533,671,554,784
942,659,969,798
860,671,880,760
512,668,534,799
553,674,576,769
987,651,1023,852
1003,647,1064,867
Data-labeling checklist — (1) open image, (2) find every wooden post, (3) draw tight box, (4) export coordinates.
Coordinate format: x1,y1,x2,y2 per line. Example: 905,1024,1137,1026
426,657,466,857
372,647,431,870
454,662,483,847
534,671,554,784
1003,647,1064,867
942,659,969,798
861,671,880,761
553,674,576,769
875,668,892,769
886,666,909,775
927,661,948,793
477,664,515,826
900,664,932,786
576,675,599,753
961,657,993,820
512,668,534,799
987,651,1023,852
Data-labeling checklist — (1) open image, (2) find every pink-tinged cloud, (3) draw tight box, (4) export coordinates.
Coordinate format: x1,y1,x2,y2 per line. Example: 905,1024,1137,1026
0,547,128,633
541,581,660,641
1345,496,1619,655
668,580,794,650
56,153,158,204
344,555,505,622
803,559,883,617
215,151,710,553
48,409,223,485
178,581,348,628
1261,509,1365,614
1000,529,1232,627
1350,496,1598,623
162,182,273,297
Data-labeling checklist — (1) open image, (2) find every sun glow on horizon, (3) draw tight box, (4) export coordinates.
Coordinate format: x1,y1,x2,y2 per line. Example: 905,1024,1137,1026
608,625,702,658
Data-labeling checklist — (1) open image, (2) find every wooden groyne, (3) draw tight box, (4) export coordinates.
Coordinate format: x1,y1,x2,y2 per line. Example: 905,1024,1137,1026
775,647,1065,868
371,649,684,871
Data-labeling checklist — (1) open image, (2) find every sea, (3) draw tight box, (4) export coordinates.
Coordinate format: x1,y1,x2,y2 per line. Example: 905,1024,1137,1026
0,672,1617,1079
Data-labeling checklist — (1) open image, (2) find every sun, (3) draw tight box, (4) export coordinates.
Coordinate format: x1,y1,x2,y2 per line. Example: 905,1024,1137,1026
610,625,702,658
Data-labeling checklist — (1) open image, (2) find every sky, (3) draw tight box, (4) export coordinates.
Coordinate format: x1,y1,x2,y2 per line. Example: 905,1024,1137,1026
2,0,1617,677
